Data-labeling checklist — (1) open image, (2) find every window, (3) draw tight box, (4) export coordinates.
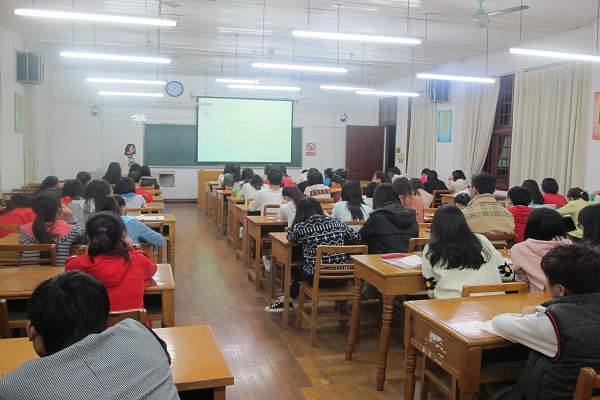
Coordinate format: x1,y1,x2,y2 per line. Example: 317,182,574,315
483,75,514,191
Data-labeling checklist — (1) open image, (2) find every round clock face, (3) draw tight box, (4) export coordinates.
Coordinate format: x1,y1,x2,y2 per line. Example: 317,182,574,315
166,81,184,97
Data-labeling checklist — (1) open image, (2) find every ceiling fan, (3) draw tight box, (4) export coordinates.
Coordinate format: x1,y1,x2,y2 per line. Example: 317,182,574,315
472,0,529,28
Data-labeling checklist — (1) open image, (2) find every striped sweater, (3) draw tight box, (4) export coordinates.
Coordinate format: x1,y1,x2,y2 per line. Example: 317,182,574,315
19,217,82,266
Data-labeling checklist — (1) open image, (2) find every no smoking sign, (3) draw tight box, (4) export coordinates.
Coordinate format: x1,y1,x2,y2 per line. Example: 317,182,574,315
306,142,316,156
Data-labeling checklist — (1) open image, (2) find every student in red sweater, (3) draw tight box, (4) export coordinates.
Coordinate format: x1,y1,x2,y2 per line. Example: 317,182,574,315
0,194,35,238
65,212,156,323
541,177,567,208
506,186,534,243
128,172,153,203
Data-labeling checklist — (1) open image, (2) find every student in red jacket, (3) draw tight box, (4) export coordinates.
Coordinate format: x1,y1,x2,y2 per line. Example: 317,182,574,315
506,186,534,243
0,193,35,237
541,177,567,208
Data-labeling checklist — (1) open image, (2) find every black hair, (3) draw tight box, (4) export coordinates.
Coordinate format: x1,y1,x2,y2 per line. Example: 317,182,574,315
28,270,109,356
451,170,467,181
507,186,533,207
306,170,324,186
124,143,136,154
291,197,324,228
267,169,283,186
222,164,233,174
278,165,289,177
249,174,265,191
128,172,142,184
453,193,471,207
31,193,60,247
83,179,110,213
61,180,85,200
341,181,367,221
264,164,274,175
523,207,566,241
421,168,430,175
365,182,378,198
393,177,418,205
75,171,92,186
86,211,130,261
426,170,439,181
241,168,254,182
542,244,600,294
0,193,32,216
374,171,391,184
541,178,559,195
114,177,136,195
522,179,544,205
410,178,425,190
426,205,488,270
323,168,335,179
301,169,308,174
282,185,305,207
579,204,600,247
99,194,126,214
139,165,151,177
471,172,496,195
391,166,401,175
329,174,343,185
39,176,59,191
128,163,141,174
335,168,348,180
566,187,589,201
102,162,122,184
373,183,400,210
229,164,242,182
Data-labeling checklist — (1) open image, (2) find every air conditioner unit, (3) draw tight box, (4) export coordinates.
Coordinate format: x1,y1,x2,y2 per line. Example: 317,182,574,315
16,51,44,84
427,79,450,103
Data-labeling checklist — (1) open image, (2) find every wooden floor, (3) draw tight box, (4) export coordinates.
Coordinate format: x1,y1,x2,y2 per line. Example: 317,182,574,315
171,204,437,400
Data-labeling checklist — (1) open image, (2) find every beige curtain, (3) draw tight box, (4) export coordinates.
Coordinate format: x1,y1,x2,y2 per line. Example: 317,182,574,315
407,95,437,176
510,62,589,192
23,85,39,183
460,81,500,180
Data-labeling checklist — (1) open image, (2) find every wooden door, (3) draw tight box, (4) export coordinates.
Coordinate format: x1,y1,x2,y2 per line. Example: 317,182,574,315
345,125,385,181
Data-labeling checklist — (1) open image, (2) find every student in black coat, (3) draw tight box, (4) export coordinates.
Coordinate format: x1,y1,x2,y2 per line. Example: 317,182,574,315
423,170,448,194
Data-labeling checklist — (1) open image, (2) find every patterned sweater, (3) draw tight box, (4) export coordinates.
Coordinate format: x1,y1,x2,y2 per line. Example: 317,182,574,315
19,216,82,266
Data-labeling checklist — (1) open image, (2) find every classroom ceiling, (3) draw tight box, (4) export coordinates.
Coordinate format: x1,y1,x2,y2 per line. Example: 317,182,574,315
0,0,598,88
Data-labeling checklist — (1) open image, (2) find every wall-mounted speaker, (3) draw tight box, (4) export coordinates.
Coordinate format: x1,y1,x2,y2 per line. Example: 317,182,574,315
427,79,450,103
16,51,44,85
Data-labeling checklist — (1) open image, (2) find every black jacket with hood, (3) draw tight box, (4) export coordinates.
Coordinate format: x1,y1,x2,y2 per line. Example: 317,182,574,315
358,201,418,254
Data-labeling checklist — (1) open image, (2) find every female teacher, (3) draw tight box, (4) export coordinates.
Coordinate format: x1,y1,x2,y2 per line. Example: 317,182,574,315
118,143,137,175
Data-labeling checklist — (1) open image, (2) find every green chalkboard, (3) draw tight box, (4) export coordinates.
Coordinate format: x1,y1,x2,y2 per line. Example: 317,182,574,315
144,124,302,167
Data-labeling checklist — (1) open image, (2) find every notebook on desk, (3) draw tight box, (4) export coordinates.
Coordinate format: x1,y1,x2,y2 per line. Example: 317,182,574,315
381,255,422,269
135,215,165,221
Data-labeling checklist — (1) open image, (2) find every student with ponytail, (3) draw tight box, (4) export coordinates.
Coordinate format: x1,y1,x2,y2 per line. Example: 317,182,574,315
557,187,593,240
65,212,156,320
19,193,83,266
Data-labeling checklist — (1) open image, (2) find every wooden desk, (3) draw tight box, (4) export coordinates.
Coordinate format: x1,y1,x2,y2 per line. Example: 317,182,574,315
345,254,426,391
0,325,233,399
0,264,176,327
403,292,551,400
234,204,259,261
244,216,287,291
268,232,301,326
148,202,165,213
216,189,232,234
152,195,164,202
441,193,454,205
226,196,245,245
139,214,177,271
206,182,218,216
197,170,222,211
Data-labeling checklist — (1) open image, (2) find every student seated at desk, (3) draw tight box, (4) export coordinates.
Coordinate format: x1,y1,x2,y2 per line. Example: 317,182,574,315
238,174,268,202
522,179,545,206
557,187,592,241
249,169,283,215
492,244,600,400
541,177,568,208
139,165,160,190
506,186,534,243
65,212,156,323
453,193,470,209
0,193,35,237
75,170,91,187
304,170,331,199
278,165,293,187
445,169,468,193
328,174,343,202
232,167,254,197
394,177,425,223
128,172,154,203
579,204,600,247
331,181,372,222
102,162,122,185
421,205,512,299
277,186,305,228
221,163,241,189
60,180,85,207
463,172,515,235
363,181,378,208
68,179,111,231
0,270,179,399
113,177,147,209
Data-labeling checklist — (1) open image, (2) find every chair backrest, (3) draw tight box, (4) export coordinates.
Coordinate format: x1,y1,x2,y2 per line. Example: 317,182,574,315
407,237,429,253
343,220,364,231
0,243,57,266
264,204,280,217
461,282,528,297
245,197,254,205
432,190,453,208
0,299,9,339
483,233,517,249
69,244,88,256
574,367,600,400
312,245,368,288
316,197,334,204
107,308,148,326
0,225,21,260
140,186,156,195
126,207,155,214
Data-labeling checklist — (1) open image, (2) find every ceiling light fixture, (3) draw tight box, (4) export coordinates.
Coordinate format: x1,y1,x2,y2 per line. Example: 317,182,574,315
508,48,600,62
227,84,302,91
61,51,171,63
99,91,164,97
216,78,257,84
355,90,419,97
291,30,421,45
320,85,373,91
417,73,496,83
252,62,347,73
14,8,177,26
86,77,166,85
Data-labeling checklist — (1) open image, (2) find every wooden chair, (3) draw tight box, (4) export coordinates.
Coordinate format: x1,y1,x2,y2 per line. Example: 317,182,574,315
574,367,600,400
316,197,334,204
140,186,156,195
0,225,20,261
483,233,517,249
297,244,368,347
418,223,431,238
107,308,148,326
0,244,57,266
343,220,364,231
432,190,453,208
127,207,157,214
0,299,10,339
263,204,280,217
245,197,254,205
69,244,88,256
461,282,528,297
407,237,429,253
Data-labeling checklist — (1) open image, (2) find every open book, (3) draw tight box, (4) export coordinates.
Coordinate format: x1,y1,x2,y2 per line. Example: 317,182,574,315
381,255,422,269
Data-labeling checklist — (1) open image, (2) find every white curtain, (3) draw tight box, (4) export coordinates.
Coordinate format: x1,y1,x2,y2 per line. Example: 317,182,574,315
23,85,39,183
460,81,500,180
407,95,437,176
510,62,589,192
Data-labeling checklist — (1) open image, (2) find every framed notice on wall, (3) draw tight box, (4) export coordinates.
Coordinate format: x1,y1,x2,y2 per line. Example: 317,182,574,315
437,110,452,142
14,93,24,133
593,92,600,140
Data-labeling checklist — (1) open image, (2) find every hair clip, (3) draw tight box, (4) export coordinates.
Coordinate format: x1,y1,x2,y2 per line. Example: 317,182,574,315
98,227,107,233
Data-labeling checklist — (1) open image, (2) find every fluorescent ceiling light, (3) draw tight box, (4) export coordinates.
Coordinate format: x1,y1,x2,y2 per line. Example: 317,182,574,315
227,84,301,91
61,52,171,64
99,91,164,97
355,90,419,97
509,47,600,62
215,78,258,84
417,73,496,83
86,77,166,85
252,62,347,73
320,85,374,91
292,30,421,45
14,8,177,26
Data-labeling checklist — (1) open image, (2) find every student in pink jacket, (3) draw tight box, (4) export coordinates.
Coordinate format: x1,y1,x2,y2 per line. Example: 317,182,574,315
510,207,571,292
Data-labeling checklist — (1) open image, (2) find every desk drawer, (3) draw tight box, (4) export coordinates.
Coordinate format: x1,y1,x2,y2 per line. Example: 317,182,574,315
410,313,461,377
